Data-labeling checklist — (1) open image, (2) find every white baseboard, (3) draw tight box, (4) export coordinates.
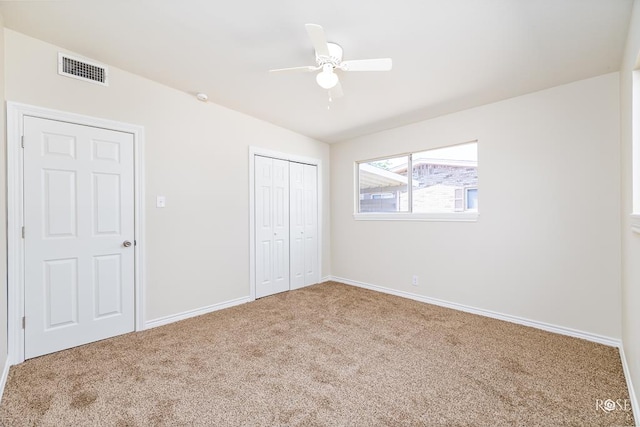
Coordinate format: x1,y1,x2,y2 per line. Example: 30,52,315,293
0,355,11,405
619,344,639,420
330,276,621,347
145,296,251,329
320,275,332,283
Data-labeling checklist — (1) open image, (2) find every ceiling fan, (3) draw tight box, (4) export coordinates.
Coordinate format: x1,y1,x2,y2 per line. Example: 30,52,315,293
270,24,393,99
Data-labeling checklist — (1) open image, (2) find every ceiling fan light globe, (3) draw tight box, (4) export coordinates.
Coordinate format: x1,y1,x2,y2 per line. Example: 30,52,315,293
316,70,338,89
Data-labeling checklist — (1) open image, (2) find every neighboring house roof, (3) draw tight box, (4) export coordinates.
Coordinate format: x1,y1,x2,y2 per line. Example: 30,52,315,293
359,164,418,189
390,158,477,174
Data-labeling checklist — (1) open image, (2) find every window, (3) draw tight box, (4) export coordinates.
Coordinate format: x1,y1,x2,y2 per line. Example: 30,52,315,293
358,155,409,213
466,188,478,210
356,142,478,221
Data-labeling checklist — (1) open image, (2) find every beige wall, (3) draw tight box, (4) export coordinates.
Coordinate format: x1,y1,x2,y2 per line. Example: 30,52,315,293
4,29,331,321
620,0,640,412
331,73,621,339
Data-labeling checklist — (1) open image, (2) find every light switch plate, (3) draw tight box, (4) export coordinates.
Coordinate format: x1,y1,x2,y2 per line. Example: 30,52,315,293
156,196,166,208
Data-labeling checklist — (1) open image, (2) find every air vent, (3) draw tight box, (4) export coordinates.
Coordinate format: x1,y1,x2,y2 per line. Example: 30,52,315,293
58,53,108,86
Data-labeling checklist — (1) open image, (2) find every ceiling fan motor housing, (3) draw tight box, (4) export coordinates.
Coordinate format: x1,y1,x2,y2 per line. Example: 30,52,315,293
316,42,343,68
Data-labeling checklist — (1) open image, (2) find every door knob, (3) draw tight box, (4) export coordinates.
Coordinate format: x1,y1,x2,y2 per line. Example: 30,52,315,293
123,241,132,248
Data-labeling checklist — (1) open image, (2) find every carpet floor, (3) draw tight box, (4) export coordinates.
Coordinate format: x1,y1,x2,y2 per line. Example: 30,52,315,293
0,281,635,426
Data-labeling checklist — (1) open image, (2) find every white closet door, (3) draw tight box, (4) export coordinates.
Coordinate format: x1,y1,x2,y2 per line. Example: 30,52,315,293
290,162,318,289
303,164,318,286
255,156,290,298
23,116,135,359
290,163,305,289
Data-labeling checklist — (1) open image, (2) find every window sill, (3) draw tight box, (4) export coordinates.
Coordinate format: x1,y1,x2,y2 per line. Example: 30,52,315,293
353,212,479,222
632,214,640,234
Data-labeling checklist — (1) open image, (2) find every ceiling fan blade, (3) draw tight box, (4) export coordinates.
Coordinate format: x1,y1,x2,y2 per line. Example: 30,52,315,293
340,58,393,71
269,65,319,73
329,81,343,99
305,23,330,57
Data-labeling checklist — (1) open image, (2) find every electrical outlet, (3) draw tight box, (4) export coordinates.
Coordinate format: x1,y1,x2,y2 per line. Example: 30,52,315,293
412,275,418,286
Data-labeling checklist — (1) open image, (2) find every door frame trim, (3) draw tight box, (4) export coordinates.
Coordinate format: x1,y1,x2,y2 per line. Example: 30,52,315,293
248,147,322,301
7,102,146,364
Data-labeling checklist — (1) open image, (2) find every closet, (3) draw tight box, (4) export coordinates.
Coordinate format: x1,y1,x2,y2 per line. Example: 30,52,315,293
254,155,318,298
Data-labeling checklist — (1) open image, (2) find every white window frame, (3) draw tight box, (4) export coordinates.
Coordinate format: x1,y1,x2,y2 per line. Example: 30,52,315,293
632,68,640,233
354,141,479,222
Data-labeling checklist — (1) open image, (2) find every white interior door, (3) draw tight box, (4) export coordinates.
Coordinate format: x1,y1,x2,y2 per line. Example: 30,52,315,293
23,116,135,359
255,156,290,298
290,162,318,289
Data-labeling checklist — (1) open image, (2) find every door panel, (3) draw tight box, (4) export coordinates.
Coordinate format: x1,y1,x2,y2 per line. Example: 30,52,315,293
44,258,78,329
24,116,135,359
289,163,305,289
94,254,123,318
255,156,290,298
43,169,77,237
255,156,273,294
303,164,318,286
290,163,318,289
93,173,121,235
43,132,76,158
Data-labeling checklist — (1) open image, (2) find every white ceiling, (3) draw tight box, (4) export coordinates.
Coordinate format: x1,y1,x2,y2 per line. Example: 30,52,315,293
0,0,633,143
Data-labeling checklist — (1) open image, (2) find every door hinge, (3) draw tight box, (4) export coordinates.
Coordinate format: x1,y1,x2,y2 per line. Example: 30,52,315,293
21,135,24,148
22,317,25,329
134,240,137,246
21,226,25,239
